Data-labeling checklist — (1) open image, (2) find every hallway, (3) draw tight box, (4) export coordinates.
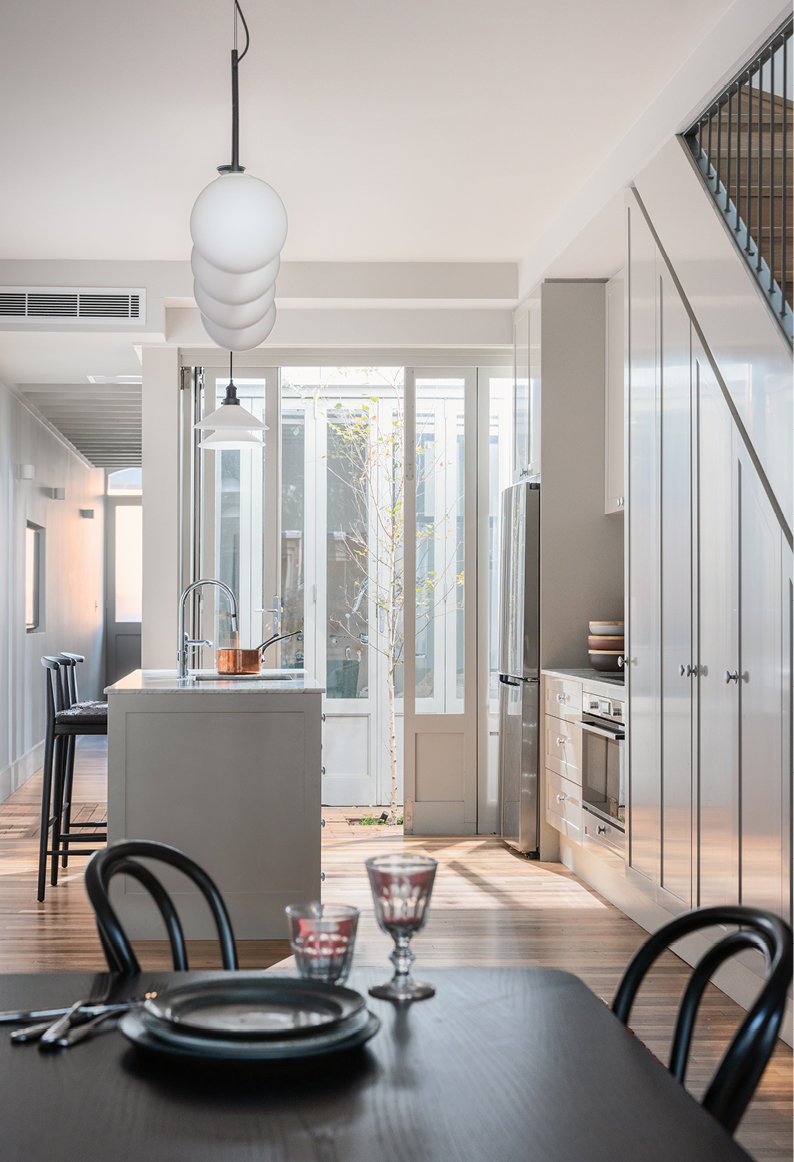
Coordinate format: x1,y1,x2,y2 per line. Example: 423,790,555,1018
0,740,790,1162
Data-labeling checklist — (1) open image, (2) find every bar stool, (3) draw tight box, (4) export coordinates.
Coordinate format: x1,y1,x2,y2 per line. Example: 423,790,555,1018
56,654,107,870
37,657,107,902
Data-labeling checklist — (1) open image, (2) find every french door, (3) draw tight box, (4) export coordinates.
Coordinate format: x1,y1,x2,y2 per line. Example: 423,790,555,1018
182,363,513,827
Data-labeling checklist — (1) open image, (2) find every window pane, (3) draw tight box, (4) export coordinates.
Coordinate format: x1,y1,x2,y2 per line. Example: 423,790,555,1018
488,378,514,712
25,525,39,630
281,406,305,668
115,505,142,621
415,378,465,714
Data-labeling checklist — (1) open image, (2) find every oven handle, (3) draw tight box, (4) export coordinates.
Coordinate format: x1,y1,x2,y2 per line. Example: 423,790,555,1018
579,720,625,742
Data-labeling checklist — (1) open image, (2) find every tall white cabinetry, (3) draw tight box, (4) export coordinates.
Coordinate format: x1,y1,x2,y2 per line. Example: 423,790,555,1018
626,189,792,926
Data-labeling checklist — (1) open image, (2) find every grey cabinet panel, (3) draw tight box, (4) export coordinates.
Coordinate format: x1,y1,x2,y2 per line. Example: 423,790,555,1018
627,199,660,882
696,351,739,908
659,268,693,907
738,445,787,919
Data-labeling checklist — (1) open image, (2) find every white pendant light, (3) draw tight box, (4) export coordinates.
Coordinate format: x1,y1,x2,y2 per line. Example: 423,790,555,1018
191,249,280,306
194,281,276,329
189,0,287,353
200,305,277,352
196,352,269,434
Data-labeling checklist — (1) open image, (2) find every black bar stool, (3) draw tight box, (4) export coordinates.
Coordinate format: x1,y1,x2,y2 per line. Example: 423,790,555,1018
56,654,107,869
37,657,107,902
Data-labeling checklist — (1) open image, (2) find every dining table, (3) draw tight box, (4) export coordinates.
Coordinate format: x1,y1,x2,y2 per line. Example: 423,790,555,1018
0,965,751,1162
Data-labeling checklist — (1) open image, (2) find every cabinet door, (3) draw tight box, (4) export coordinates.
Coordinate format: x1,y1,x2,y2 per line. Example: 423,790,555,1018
659,269,693,906
626,196,660,883
696,350,739,907
738,445,788,919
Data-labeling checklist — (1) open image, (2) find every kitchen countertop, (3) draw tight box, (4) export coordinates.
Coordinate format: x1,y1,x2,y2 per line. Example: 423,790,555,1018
542,666,625,689
105,669,325,695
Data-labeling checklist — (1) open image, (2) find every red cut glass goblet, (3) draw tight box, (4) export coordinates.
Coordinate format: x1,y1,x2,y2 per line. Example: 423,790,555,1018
365,854,438,1001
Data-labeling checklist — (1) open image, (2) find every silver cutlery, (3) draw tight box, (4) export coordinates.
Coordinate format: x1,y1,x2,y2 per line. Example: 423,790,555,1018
38,1000,87,1049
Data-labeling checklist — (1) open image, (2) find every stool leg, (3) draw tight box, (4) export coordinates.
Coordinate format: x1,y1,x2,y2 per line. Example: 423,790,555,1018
50,737,65,888
37,730,55,903
61,736,76,868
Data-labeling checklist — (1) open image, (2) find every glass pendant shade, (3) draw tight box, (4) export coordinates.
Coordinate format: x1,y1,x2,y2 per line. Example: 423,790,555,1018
190,173,288,274
191,249,280,306
198,429,264,451
200,304,276,352
196,404,267,431
194,280,276,330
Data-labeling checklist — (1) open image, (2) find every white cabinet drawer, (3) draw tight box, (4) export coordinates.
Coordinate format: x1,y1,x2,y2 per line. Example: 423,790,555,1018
545,770,583,843
582,809,625,865
544,716,582,785
544,677,582,723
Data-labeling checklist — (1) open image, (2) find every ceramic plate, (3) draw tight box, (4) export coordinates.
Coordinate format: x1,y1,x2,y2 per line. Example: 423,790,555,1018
119,1008,380,1061
143,975,365,1041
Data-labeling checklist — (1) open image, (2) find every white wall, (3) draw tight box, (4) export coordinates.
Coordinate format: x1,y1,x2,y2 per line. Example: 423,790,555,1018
0,382,104,801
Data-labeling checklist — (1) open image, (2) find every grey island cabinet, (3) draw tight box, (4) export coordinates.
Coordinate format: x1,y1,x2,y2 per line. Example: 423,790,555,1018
104,669,324,940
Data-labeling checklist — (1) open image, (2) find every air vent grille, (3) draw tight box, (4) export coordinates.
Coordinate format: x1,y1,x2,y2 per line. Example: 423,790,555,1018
0,288,145,322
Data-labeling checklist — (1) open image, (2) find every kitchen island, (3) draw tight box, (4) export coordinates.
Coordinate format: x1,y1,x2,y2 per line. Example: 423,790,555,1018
105,669,324,940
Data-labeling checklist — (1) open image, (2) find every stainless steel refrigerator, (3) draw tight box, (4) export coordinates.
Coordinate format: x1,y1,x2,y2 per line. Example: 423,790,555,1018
498,481,540,855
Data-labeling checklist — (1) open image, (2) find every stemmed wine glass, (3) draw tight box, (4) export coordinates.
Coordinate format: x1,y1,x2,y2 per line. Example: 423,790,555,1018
365,854,438,1001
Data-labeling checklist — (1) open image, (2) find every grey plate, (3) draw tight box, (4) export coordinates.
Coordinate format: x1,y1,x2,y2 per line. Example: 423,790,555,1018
144,975,365,1041
119,1009,380,1061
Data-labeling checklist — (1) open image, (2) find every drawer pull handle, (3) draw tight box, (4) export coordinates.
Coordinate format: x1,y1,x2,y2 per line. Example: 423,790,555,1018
596,825,607,834
725,670,739,684
556,693,565,703
556,793,567,802
556,737,567,746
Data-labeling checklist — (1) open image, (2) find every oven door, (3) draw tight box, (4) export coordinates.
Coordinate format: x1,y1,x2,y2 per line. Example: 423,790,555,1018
579,718,625,828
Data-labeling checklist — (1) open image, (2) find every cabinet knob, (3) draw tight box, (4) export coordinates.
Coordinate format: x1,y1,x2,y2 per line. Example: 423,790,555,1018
556,693,565,703
596,825,607,834
725,670,739,684
679,663,697,677
616,497,624,507
321,766,326,775
556,793,567,802
556,737,567,746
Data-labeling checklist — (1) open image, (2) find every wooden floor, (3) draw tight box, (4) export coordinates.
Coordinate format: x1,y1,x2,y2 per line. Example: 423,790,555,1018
0,739,790,1161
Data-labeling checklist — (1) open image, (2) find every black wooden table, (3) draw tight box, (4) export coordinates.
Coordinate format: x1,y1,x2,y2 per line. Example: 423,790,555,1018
0,967,750,1162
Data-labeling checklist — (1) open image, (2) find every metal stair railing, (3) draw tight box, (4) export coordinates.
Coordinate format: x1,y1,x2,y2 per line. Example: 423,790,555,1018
683,17,793,345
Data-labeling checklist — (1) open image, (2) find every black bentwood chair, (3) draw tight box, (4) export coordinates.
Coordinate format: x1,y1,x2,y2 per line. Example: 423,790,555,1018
85,840,239,974
37,657,107,902
612,905,793,1135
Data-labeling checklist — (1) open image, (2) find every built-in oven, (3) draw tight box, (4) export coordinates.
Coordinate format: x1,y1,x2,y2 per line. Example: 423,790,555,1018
579,689,625,833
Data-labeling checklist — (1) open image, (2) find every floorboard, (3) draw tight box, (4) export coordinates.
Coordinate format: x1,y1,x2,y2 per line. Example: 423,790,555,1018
0,739,788,1161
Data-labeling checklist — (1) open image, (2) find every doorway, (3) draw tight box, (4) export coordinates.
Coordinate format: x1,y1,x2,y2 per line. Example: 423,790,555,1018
105,469,142,684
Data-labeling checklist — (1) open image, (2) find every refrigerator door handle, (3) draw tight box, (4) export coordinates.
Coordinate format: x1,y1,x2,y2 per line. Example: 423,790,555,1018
499,674,521,687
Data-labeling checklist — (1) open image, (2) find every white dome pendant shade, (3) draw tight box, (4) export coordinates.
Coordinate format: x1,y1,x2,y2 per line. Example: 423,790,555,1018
190,172,287,274
200,304,277,352
194,281,275,329
191,249,280,306
198,428,264,451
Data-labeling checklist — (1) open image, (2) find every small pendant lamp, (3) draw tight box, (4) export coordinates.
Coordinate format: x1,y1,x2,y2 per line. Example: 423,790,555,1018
196,353,268,450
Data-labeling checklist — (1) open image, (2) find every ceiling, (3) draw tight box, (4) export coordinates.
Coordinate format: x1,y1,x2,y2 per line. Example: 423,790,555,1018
18,382,141,469
0,0,734,265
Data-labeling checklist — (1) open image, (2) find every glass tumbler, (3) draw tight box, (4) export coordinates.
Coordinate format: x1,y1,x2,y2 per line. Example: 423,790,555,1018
286,903,360,985
365,854,438,1001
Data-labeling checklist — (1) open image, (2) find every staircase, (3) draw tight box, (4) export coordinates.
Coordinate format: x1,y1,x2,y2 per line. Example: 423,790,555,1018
684,18,793,343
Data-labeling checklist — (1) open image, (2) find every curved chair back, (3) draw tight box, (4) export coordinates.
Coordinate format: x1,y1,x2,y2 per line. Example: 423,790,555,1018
612,905,792,1134
59,652,85,704
85,840,239,975
41,656,68,722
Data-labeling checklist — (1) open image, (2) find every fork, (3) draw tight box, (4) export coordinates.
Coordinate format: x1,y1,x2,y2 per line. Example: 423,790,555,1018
37,976,112,1051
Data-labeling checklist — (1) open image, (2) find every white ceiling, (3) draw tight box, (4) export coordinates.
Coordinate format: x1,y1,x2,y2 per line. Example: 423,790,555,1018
0,0,734,264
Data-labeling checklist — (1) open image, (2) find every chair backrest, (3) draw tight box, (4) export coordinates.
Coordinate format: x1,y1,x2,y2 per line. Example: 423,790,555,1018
612,905,793,1134
84,839,239,975
59,653,85,704
41,656,68,726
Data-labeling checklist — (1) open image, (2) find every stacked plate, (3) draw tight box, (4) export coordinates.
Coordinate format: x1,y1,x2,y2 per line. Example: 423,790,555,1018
588,620,624,672
118,974,379,1062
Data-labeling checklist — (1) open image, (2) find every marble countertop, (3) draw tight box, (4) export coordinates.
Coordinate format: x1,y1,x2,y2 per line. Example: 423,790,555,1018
105,669,326,695
541,666,625,689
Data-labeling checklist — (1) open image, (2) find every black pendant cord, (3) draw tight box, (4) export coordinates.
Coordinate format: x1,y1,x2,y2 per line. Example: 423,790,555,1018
222,1,250,174
223,352,240,406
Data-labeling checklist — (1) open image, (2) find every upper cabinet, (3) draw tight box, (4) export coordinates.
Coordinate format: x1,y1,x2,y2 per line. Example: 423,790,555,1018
605,275,625,515
513,297,541,480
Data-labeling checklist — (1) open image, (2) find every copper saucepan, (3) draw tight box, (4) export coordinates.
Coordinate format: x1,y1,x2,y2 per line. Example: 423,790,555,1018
216,631,300,675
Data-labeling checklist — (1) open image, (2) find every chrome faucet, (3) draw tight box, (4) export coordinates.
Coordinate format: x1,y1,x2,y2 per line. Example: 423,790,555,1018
178,579,238,679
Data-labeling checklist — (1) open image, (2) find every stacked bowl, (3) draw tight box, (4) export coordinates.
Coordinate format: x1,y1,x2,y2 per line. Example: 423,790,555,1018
119,974,379,1062
588,621,624,672
190,171,287,352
